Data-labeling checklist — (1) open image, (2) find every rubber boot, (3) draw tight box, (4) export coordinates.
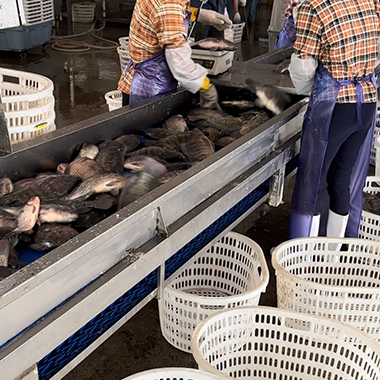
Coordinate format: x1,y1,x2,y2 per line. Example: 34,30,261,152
326,209,348,250
309,214,320,237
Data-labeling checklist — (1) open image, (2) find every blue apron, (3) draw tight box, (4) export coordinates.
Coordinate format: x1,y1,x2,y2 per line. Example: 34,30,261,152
128,11,192,104
274,16,296,50
290,63,377,238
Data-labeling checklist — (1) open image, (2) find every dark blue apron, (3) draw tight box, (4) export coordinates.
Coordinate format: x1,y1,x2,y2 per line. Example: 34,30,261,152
128,11,192,104
274,15,296,50
289,63,377,238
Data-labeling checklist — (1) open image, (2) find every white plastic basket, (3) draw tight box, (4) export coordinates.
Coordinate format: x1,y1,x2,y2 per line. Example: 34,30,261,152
18,0,55,26
0,67,56,143
191,306,380,380
359,176,380,240
121,368,229,380
117,46,131,73
369,111,380,165
231,23,245,44
72,2,96,23
159,232,269,353
104,90,122,111
272,237,380,342
119,36,129,51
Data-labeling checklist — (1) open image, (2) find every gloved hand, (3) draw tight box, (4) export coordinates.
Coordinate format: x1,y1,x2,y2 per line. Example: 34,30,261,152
289,53,318,95
239,0,247,6
200,84,220,110
198,9,232,31
233,12,241,23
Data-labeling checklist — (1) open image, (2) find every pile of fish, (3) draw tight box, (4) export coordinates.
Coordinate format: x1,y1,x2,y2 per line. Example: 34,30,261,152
0,84,292,279
190,37,236,52
363,192,380,215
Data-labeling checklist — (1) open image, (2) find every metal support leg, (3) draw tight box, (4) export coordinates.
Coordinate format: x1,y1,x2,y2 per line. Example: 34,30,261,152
0,98,12,156
66,0,73,35
15,364,38,380
268,166,285,207
157,264,165,300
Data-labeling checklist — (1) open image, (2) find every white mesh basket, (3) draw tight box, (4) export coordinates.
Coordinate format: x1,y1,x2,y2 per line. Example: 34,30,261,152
272,237,380,342
118,46,131,73
159,232,269,353
119,36,129,51
18,0,55,26
191,306,380,380
231,23,245,44
369,111,380,165
359,176,380,240
72,2,96,23
104,90,122,111
122,368,229,380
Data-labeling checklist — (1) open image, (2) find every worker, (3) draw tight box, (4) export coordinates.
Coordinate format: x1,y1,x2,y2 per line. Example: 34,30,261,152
273,0,299,50
118,0,231,107
288,0,380,240
232,0,246,24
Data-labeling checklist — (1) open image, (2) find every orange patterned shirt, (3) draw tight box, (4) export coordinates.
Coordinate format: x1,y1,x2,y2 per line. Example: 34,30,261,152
118,0,190,94
294,0,380,103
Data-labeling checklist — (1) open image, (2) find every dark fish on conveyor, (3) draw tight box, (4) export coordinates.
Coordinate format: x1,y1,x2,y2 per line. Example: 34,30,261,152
0,239,20,268
238,108,263,122
0,175,80,206
239,112,271,135
156,133,190,150
96,140,127,174
144,128,177,140
181,129,215,162
114,134,142,154
202,127,221,142
245,78,292,115
13,178,35,192
57,163,69,174
363,193,380,215
186,108,242,133
0,219,18,238
0,177,13,197
39,204,78,224
272,59,290,74
78,143,99,160
126,146,186,161
220,100,256,111
191,37,236,51
118,172,160,210
165,162,191,172
71,195,115,213
215,136,236,147
30,224,79,252
163,115,189,133
65,157,105,181
124,156,168,179
161,170,186,183
65,173,126,201
3,196,40,240
73,210,109,230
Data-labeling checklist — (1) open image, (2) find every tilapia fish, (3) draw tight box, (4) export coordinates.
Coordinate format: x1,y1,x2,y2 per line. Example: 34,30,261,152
13,178,35,192
118,172,160,210
220,100,256,111
144,133,190,150
363,193,380,215
144,128,176,140
124,156,168,179
0,177,13,197
239,112,271,135
114,134,141,154
161,170,186,183
78,143,99,160
65,157,105,181
191,38,236,52
272,59,290,74
96,140,127,174
186,108,242,134
30,224,79,251
73,210,109,229
245,78,291,115
215,136,236,147
126,146,185,161
163,115,188,132
181,129,215,162
65,173,126,201
39,204,78,224
165,162,191,172
201,127,221,142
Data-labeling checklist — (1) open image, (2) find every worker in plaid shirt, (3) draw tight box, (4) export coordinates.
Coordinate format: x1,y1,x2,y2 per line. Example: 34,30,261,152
274,0,301,49
118,0,231,107
288,0,380,241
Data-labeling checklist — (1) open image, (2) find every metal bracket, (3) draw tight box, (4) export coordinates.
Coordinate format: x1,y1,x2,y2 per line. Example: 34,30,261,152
156,207,168,238
268,165,285,207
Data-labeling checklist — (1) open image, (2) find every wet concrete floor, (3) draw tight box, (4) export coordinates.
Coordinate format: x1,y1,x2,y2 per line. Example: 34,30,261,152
0,23,284,380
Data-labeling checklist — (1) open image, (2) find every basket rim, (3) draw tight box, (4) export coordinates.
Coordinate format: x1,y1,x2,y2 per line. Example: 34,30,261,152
121,367,230,380
271,237,380,294
164,231,269,302
191,305,380,377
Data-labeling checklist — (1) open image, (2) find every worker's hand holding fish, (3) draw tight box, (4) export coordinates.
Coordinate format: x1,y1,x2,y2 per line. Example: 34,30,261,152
197,9,232,31
199,84,220,110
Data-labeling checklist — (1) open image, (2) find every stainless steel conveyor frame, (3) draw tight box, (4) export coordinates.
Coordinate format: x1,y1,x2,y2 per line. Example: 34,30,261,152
0,47,306,380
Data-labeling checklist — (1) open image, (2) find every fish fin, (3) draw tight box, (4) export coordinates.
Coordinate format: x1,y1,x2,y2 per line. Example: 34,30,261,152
110,188,120,197
2,231,17,241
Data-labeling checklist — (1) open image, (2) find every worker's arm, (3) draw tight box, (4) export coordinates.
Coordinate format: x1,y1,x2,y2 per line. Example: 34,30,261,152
289,2,321,95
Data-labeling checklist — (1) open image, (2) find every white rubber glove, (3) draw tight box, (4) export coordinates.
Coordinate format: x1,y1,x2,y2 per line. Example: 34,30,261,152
239,0,247,6
165,43,208,93
289,53,318,95
197,9,232,31
233,12,241,23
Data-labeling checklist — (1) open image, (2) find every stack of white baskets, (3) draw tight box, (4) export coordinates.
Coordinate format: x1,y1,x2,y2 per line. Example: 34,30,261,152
0,67,56,143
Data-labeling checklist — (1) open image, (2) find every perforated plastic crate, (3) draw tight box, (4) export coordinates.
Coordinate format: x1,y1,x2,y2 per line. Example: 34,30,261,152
72,2,96,23
119,36,129,51
122,368,229,380
104,90,122,111
159,232,269,353
118,46,131,73
17,0,54,26
192,306,380,380
272,237,380,342
231,23,245,44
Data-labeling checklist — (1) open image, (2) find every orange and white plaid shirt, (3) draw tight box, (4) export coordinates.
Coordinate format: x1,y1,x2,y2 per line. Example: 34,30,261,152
118,0,190,94
294,0,380,103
